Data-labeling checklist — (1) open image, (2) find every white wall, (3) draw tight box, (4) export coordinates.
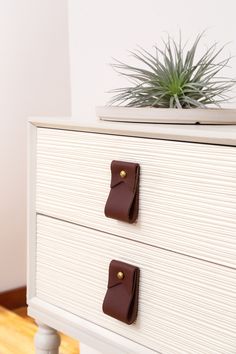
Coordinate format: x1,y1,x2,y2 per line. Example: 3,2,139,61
0,0,70,291
68,0,236,122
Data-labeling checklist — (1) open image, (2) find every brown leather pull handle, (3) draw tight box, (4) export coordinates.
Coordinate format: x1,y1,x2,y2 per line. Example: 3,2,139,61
102,260,140,325
104,160,140,223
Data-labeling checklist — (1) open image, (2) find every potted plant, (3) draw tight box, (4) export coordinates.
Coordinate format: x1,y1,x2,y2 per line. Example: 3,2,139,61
96,33,236,124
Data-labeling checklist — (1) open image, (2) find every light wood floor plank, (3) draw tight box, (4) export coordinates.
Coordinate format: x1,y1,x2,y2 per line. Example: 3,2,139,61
0,306,79,354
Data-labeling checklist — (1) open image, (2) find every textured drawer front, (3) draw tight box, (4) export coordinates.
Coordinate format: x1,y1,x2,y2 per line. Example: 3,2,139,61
36,215,236,354
36,128,236,268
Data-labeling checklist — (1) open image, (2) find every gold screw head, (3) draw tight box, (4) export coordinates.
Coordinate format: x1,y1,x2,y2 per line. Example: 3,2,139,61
117,271,124,280
120,170,127,178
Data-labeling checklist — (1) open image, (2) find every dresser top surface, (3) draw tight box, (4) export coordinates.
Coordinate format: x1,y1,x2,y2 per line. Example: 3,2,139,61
29,117,236,146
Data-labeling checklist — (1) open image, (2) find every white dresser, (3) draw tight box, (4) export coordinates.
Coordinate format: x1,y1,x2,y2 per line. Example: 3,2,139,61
27,118,236,354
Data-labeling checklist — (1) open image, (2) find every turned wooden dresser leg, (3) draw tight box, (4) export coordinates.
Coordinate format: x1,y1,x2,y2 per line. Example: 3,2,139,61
34,321,61,354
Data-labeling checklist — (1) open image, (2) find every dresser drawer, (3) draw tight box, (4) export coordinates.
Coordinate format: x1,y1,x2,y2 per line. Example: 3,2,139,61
36,128,236,268
36,214,236,354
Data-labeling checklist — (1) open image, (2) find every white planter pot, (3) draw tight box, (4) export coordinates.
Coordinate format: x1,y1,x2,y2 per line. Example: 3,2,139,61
96,106,236,124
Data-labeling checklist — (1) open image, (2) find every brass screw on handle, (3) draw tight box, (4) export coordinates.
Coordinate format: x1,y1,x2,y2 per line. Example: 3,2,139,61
120,170,127,178
117,271,124,280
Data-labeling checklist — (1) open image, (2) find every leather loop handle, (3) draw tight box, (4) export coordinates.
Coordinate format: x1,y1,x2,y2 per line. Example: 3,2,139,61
104,160,140,223
102,260,140,325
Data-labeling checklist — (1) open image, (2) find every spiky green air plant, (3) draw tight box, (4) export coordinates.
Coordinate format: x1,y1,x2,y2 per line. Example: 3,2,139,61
109,34,235,108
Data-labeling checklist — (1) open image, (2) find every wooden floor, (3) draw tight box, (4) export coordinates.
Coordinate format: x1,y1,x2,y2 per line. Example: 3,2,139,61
0,306,79,354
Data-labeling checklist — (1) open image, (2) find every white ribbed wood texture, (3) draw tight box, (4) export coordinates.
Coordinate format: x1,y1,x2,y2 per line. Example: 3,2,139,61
36,128,236,268
36,215,236,354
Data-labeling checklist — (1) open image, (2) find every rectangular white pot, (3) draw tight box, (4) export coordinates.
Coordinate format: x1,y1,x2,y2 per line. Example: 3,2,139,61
96,106,236,124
